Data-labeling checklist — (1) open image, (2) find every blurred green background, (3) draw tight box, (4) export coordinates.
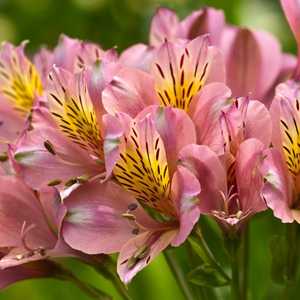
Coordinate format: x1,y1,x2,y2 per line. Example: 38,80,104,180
0,0,298,299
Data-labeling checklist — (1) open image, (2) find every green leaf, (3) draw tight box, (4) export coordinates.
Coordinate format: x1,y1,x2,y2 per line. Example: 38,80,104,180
188,263,230,287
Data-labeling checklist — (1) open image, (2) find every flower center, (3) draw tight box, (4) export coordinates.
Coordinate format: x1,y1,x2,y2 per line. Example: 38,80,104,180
114,119,175,216
154,43,209,112
0,51,43,114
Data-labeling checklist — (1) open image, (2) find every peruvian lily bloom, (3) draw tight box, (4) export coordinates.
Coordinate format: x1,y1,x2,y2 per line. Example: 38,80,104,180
260,0,300,223
263,81,300,222
119,6,225,70
0,42,43,168
103,35,229,153
55,106,200,283
11,66,113,191
178,138,268,233
177,97,271,231
0,175,76,270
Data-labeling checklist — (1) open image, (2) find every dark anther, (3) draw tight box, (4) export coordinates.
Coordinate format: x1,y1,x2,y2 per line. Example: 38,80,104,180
128,203,138,211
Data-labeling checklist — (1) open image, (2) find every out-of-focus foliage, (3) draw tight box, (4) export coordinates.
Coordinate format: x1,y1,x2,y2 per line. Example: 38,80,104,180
0,0,295,53
0,0,298,299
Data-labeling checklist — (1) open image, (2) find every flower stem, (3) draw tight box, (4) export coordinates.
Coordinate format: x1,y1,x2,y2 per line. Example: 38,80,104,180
194,226,230,282
164,249,196,300
226,237,241,300
89,256,132,300
241,225,249,300
52,261,112,300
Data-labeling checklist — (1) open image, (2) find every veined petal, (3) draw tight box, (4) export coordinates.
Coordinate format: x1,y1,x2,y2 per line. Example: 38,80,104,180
152,36,220,112
114,115,174,216
0,42,43,115
47,67,103,160
278,95,300,175
117,229,176,284
135,106,196,174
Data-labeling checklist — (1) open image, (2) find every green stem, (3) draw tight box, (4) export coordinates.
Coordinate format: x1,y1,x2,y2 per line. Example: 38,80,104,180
241,225,249,300
194,227,230,282
88,256,132,300
53,262,112,300
227,237,241,300
164,249,196,300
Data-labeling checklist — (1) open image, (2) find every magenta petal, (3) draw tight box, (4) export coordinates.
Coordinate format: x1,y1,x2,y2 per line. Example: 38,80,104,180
149,8,179,46
179,144,227,213
117,230,176,284
171,166,201,246
62,181,148,254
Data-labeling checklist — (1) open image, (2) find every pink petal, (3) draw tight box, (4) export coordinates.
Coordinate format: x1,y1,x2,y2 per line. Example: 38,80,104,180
261,148,294,222
149,8,179,46
281,0,300,75
178,144,227,213
102,67,157,117
235,138,267,214
152,36,225,111
117,230,176,284
191,82,231,154
11,107,102,190
221,27,281,101
136,106,196,174
177,7,225,45
171,166,201,246
62,181,149,254
119,44,155,72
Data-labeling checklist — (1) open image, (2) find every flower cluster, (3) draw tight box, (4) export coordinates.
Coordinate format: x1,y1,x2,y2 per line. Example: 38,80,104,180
1,0,300,297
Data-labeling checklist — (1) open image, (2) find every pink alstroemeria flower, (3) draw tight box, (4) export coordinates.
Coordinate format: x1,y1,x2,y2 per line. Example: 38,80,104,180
119,6,225,70
0,175,78,271
11,65,117,191
0,42,43,174
121,6,293,105
178,97,271,231
56,106,200,283
103,35,230,154
260,0,300,223
179,138,267,233
263,81,300,222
